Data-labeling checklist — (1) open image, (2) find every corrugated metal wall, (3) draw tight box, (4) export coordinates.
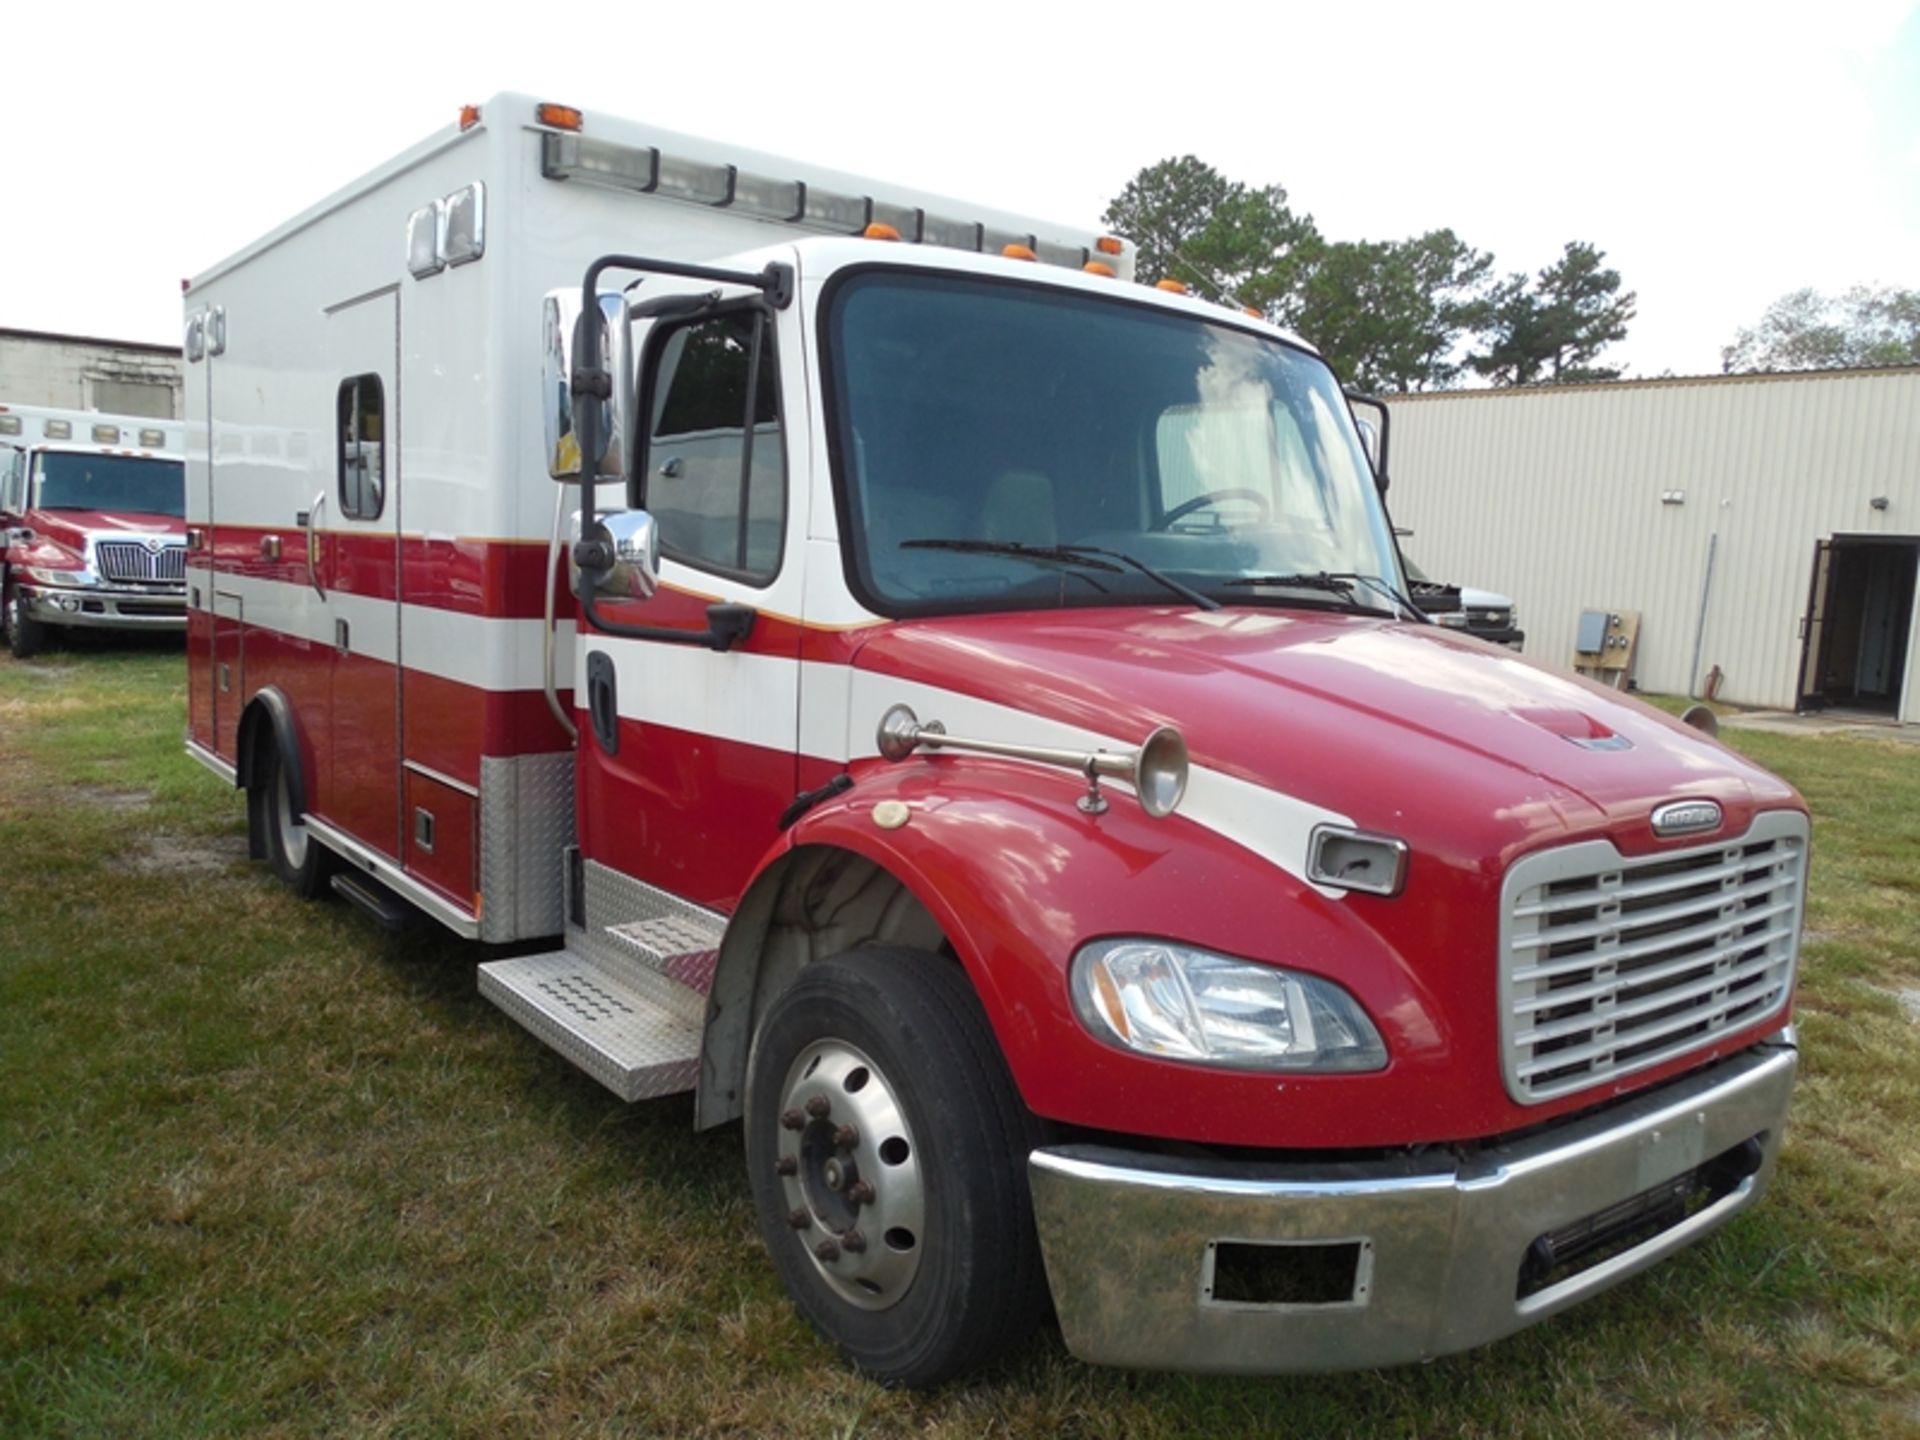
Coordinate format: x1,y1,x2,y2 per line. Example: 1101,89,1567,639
1384,368,1920,720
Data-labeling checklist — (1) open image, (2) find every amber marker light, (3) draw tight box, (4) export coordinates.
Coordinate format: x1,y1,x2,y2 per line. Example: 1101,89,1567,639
1095,235,1125,255
536,103,584,131
1243,306,1262,318
862,222,902,241
1002,243,1038,262
459,104,481,131
1155,278,1189,294
1084,261,1117,277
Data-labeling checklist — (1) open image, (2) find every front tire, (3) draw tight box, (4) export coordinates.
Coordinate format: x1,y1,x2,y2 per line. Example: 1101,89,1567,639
745,947,1046,1388
249,737,332,899
6,588,45,659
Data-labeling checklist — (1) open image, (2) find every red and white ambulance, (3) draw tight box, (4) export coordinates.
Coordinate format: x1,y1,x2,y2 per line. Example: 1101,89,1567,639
1,405,186,657
183,95,1808,1386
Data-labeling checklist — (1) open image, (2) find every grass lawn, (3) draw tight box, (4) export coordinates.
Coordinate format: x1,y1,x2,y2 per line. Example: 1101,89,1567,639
2,645,1916,1438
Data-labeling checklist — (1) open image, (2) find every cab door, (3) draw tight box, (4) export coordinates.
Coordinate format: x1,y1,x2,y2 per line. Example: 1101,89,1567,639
318,290,403,856
573,283,804,911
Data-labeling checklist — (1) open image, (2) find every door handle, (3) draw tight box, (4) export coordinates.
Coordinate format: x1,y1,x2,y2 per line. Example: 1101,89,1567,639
586,651,620,756
306,491,327,600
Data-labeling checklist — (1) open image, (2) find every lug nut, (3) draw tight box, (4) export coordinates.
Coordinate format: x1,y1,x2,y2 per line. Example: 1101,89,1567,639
774,1155,798,1176
842,1228,868,1254
814,1239,841,1262
833,1123,859,1150
780,1109,805,1132
805,1095,832,1119
787,1208,810,1229
846,1180,874,1206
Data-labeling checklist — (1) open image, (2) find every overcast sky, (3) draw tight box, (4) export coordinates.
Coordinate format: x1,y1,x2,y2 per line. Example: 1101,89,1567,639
4,0,1915,381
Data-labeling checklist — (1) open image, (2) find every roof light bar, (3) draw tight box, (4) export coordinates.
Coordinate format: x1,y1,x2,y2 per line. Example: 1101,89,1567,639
93,424,120,444
44,420,71,439
0,416,19,436
139,428,166,448
538,132,1109,275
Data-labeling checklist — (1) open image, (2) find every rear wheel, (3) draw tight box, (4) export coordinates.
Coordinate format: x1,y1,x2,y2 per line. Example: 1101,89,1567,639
249,736,331,898
745,947,1046,1388
6,587,45,660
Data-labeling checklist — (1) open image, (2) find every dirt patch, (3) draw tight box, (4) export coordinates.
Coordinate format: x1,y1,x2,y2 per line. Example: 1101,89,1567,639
68,786,156,813
111,833,248,875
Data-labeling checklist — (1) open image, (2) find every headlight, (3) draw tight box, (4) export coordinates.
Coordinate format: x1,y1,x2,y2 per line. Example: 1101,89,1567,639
1071,939,1387,1072
22,565,92,586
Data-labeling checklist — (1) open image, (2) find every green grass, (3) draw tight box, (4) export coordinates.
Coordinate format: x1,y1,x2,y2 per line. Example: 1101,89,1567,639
2,647,1917,1438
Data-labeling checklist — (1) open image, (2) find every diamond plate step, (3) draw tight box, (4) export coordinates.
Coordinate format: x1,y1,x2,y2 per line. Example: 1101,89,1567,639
478,951,702,1102
603,912,722,995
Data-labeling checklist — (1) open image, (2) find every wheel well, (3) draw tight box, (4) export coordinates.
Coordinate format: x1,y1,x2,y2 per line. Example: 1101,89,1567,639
695,845,951,1130
235,689,308,859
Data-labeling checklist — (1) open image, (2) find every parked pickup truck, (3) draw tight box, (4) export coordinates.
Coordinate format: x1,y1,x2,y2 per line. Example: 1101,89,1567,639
1405,555,1526,649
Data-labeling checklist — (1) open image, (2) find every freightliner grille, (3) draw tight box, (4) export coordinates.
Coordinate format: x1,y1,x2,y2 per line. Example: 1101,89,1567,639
95,541,186,584
1500,810,1807,1104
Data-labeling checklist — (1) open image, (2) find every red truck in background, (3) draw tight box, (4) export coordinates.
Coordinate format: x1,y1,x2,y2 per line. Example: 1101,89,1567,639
1,406,187,658
180,95,1808,1388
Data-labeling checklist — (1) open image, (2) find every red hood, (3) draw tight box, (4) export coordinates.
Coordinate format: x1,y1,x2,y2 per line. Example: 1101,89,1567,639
25,509,184,552
851,606,1800,866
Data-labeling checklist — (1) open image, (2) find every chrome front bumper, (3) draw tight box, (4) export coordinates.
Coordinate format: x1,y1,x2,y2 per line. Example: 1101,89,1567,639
1029,1034,1797,1374
20,584,186,631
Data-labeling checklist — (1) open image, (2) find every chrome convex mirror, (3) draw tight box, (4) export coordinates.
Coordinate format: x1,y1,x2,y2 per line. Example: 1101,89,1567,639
542,290,634,482
569,509,660,601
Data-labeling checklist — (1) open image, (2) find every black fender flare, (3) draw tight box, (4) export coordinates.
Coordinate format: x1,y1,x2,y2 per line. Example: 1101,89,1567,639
235,686,309,821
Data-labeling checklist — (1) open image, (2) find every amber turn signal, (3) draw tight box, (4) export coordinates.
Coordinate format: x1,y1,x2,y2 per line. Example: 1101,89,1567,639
537,103,583,131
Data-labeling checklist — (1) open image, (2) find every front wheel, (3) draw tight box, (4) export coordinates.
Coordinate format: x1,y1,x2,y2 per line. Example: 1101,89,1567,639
6,587,45,659
745,947,1046,1388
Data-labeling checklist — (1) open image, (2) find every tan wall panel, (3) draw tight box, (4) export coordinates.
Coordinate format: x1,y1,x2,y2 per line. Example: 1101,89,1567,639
1385,370,1920,720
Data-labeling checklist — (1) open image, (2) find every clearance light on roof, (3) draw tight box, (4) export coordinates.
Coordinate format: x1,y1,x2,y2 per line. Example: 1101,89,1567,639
139,428,166,448
538,132,1100,272
93,425,120,444
1002,244,1038,262
863,223,902,241
537,102,583,131
459,103,481,131
1156,278,1189,295
1096,235,1125,255
1084,261,1117,277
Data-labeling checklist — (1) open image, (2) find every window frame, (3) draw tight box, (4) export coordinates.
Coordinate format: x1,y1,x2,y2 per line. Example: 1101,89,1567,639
633,302,788,589
335,374,386,522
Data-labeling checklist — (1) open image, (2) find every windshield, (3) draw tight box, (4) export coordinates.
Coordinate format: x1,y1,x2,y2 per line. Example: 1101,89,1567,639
35,452,185,518
826,272,1402,616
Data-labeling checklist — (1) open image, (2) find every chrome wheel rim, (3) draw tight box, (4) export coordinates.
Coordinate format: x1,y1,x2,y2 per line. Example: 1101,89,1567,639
275,761,308,869
774,1039,923,1310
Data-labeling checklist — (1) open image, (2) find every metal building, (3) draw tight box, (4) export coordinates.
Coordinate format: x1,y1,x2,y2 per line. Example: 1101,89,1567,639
1384,366,1920,724
0,327,183,419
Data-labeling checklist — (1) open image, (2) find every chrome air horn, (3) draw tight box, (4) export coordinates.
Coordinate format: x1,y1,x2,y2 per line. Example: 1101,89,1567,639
875,704,1189,818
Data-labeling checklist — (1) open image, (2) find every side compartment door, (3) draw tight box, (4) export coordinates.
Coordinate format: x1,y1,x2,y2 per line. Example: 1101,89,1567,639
319,291,404,857
1796,538,1834,712
575,291,803,911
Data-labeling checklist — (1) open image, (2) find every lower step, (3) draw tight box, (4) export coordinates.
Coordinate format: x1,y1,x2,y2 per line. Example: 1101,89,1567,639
478,951,702,1101
332,872,411,929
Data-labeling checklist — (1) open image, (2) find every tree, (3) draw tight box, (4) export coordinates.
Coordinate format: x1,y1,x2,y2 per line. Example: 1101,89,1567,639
1465,242,1635,386
1722,285,1920,372
1101,156,1317,318
1290,231,1492,391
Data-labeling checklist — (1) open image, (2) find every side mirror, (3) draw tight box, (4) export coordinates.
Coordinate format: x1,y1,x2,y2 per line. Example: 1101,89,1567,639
569,509,659,601
1354,417,1380,469
542,290,633,482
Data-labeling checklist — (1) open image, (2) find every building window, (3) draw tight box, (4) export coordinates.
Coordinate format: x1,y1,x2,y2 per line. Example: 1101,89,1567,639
645,312,784,583
88,378,178,420
336,375,386,521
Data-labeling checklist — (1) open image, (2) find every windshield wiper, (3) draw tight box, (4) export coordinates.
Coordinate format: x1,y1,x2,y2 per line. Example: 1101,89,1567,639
1222,570,1421,619
900,538,1221,612
899,538,1118,593
1052,544,1221,611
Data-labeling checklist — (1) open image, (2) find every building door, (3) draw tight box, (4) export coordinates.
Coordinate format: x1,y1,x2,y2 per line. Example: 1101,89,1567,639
1798,536,1919,716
